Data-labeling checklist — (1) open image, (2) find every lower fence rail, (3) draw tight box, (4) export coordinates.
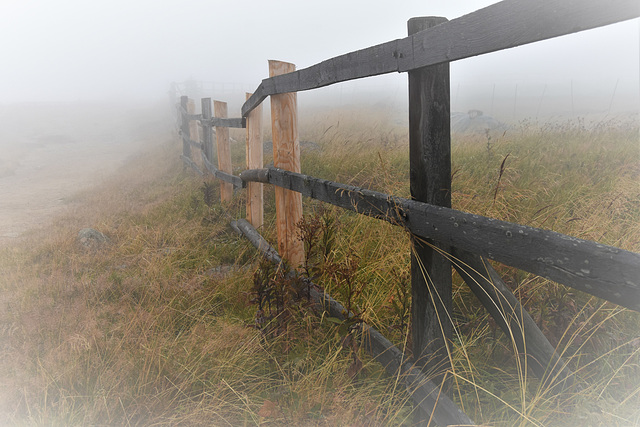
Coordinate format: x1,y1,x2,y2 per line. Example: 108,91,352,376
232,218,475,426
178,113,640,423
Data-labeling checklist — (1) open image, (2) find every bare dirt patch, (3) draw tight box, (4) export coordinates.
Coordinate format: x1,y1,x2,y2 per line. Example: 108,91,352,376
0,101,173,244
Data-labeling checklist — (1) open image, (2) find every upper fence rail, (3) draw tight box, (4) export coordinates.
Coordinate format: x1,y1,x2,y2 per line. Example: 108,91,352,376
177,4,639,421
242,0,639,116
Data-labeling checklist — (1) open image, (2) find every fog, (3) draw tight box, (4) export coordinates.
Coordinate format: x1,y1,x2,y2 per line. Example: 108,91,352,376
1,1,638,240
1,0,638,120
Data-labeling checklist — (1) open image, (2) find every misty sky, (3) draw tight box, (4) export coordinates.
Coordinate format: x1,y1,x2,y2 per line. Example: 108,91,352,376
1,0,638,118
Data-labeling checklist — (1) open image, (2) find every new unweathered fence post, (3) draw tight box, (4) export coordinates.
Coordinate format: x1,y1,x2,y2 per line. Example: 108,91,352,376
269,60,304,269
201,98,214,167
407,16,453,409
180,96,192,169
214,100,233,203
246,92,264,229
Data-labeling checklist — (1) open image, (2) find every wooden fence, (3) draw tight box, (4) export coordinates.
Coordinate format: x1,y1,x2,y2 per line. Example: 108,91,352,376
177,0,639,424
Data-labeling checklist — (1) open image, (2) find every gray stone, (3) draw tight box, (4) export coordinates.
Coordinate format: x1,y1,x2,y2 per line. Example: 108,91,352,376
451,110,507,135
77,228,109,248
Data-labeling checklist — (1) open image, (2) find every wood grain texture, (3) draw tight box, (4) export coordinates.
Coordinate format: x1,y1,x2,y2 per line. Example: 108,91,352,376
201,98,214,166
232,218,474,426
399,0,640,71
201,117,245,128
245,92,264,229
241,167,640,312
214,100,233,203
241,0,638,117
241,83,267,118
201,152,244,189
186,138,203,151
187,100,200,160
407,16,453,402
269,60,304,269
180,154,203,176
179,96,192,163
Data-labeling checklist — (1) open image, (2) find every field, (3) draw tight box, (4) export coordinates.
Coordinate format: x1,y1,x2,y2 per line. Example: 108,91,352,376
0,103,638,426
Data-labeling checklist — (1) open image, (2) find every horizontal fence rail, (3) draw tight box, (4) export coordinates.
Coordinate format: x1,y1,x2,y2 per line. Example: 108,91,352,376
201,117,245,128
181,113,245,129
201,151,244,189
240,167,640,312
232,218,474,426
242,0,639,116
176,2,640,422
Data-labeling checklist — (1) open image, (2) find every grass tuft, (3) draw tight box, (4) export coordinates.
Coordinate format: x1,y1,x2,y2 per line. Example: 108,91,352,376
1,108,638,425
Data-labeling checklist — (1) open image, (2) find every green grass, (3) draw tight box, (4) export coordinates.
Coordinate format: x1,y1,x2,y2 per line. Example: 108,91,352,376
0,107,638,425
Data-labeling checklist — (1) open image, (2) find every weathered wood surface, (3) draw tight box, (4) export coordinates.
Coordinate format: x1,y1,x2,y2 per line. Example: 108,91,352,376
239,167,640,311
242,0,639,116
243,84,266,118
269,60,304,269
452,249,573,388
408,16,453,404
245,92,264,229
232,218,475,426
239,168,269,183
186,138,203,151
179,96,192,163
180,154,204,176
201,117,245,128
232,219,283,265
214,100,234,202
400,0,640,72
201,98,214,164
187,100,200,155
201,151,244,189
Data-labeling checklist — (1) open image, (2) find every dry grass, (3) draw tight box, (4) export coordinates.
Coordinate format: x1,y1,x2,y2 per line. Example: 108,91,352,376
0,106,639,425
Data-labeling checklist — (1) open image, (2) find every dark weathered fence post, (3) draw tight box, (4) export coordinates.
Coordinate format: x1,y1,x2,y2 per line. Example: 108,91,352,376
268,60,304,269
407,16,453,408
246,92,264,229
180,96,192,170
201,98,214,167
187,99,199,156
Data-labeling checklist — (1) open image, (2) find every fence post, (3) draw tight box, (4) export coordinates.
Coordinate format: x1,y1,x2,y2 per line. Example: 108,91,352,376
268,60,304,269
179,96,192,168
246,92,264,229
407,16,453,407
201,98,214,167
214,100,233,203
187,99,199,156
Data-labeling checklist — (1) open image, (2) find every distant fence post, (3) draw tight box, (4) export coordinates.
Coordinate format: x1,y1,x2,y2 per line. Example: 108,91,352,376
187,99,199,156
179,96,192,169
214,100,233,203
201,98,214,167
268,60,304,269
246,92,264,229
407,16,453,405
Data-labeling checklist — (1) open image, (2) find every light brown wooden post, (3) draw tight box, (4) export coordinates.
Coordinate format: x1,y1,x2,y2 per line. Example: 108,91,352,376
269,60,303,269
246,92,264,229
214,100,233,202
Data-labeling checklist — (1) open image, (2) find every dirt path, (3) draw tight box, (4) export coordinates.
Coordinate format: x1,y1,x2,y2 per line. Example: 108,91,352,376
0,101,172,244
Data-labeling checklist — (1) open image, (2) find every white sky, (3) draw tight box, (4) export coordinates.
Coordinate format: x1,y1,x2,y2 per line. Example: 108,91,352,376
1,0,638,117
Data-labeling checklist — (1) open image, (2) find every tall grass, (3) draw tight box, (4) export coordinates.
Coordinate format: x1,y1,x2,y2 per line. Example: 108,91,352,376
0,107,638,425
